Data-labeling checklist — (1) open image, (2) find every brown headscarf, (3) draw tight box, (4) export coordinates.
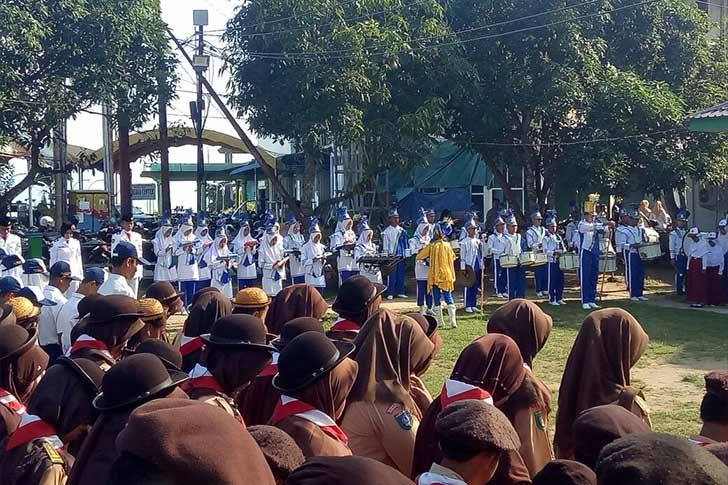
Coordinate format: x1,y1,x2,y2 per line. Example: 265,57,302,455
286,455,414,485
554,308,649,460
532,460,596,485
411,335,532,483
348,309,434,416
404,313,443,363
264,284,328,335
180,289,232,372
487,299,553,368
0,345,49,403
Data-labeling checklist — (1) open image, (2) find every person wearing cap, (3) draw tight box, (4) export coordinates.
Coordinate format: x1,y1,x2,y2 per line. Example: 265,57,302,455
110,213,144,296
703,232,725,306
416,400,521,485
503,212,527,301
1,254,25,286
487,215,508,299
284,213,306,284
0,275,21,306
328,275,386,341
416,220,457,328
56,268,105,355
460,218,483,313
618,210,648,303
578,206,615,310
231,214,259,290
543,215,566,305
194,214,214,290
382,207,408,299
98,241,141,298
271,331,358,458
67,354,189,485
330,207,359,285
259,215,288,297
690,371,728,445
0,216,22,280
145,280,184,317
248,425,305,484
407,210,433,314
0,357,104,485
686,227,707,306
231,286,271,320
49,222,84,296
37,262,78,362
354,215,383,284
301,217,328,293
527,210,548,297
22,259,49,289
669,209,690,295
9,296,42,329
181,314,274,422
172,215,200,307
210,225,235,298
68,295,146,371
152,217,177,284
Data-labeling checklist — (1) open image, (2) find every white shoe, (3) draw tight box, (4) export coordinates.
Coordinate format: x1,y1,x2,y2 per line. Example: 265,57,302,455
386,295,393,300
582,304,591,310
434,306,445,328
419,305,428,315
500,293,508,299
639,296,649,301
631,297,640,302
590,303,600,309
465,307,473,313
558,300,566,305
549,301,560,306
397,294,408,299
537,291,544,297
447,305,458,328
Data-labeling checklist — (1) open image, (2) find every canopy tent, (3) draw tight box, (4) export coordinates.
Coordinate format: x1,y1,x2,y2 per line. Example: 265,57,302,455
687,101,728,132
140,162,247,182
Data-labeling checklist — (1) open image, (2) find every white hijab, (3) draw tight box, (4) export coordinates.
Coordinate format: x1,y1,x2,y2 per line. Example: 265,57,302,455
194,226,212,243
232,223,254,248
210,233,231,260
154,224,174,250
259,230,283,263
357,228,375,249
174,223,196,246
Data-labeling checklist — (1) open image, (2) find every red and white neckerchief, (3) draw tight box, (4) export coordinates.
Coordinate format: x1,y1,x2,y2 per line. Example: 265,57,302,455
68,335,113,360
440,379,494,408
329,318,360,334
271,395,348,443
0,389,26,415
6,414,63,451
416,472,467,485
257,352,279,377
179,335,204,357
181,364,224,393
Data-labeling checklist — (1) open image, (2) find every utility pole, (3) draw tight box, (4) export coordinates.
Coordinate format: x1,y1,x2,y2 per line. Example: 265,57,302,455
192,10,208,213
102,104,115,219
159,84,171,215
53,119,68,226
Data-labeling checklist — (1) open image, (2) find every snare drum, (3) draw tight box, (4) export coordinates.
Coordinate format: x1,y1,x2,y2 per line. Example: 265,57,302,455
532,253,548,266
519,252,536,266
559,252,580,271
500,255,519,268
638,242,662,261
599,254,617,273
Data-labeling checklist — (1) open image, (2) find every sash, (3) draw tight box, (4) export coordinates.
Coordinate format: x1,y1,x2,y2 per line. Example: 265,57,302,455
181,364,224,393
257,352,279,377
329,318,360,334
440,379,494,408
271,395,348,443
69,335,113,361
179,335,204,357
417,472,467,485
0,389,26,415
6,414,63,451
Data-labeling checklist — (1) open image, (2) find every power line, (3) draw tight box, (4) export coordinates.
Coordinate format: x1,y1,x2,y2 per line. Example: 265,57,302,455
459,128,686,147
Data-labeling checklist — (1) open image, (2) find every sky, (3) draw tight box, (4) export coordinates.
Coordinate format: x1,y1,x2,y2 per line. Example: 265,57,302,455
13,0,288,212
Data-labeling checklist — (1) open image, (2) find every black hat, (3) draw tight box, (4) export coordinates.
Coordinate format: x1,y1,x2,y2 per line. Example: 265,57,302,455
87,295,144,325
17,286,57,306
93,353,188,412
56,356,105,394
49,261,81,281
0,324,38,361
134,339,183,371
0,216,14,227
270,317,325,351
0,276,21,294
331,275,386,315
145,281,184,305
121,213,135,223
201,315,276,351
273,331,355,393
112,241,143,263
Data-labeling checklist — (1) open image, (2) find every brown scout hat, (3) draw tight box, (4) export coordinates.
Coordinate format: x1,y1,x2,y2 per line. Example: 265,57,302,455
532,460,596,485
248,425,305,480
331,275,386,316
145,281,184,305
0,324,38,362
270,317,325,351
435,399,521,453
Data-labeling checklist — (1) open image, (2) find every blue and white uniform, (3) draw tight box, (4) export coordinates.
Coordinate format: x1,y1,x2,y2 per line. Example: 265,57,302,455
330,207,358,284
526,212,547,295
382,207,408,298
578,213,608,307
152,218,177,283
232,217,258,290
504,215,526,300
354,216,382,284
408,209,433,313
621,212,646,300
284,215,306,284
460,219,483,312
487,219,508,297
543,219,565,305
258,216,286,297
210,227,234,298
302,217,327,293
194,218,213,290
173,217,199,307
669,220,688,296
718,219,728,300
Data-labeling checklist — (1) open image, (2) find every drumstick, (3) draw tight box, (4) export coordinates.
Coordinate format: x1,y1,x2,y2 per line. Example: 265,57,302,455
480,255,486,314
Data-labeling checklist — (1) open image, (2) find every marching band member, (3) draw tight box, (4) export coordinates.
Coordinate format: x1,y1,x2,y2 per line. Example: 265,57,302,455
669,210,690,296
382,207,408,299
615,208,632,291
302,217,327,294
258,215,287,297
173,214,199,309
686,227,706,307
503,213,526,300
622,210,647,302
426,208,437,232
718,219,728,300
111,213,144,296
416,219,457,328
703,232,725,306
487,217,508,298
543,215,566,305
526,210,547,297
408,209,433,314
152,216,177,284
232,214,259,290
283,213,306,284
354,216,382,284
564,202,580,251
578,208,614,310
460,219,483,313
459,206,479,241
194,215,214,290
330,207,359,284
49,222,83,295
210,226,234,298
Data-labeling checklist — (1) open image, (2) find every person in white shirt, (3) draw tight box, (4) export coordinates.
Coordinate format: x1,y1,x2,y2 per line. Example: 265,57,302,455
50,222,84,296
21,258,49,289
686,227,707,307
231,215,259,290
172,216,199,308
152,217,177,283
503,214,526,300
258,215,287,297
718,219,728,303
382,207,408,299
669,210,690,296
622,210,648,302
210,226,235,298
487,217,508,298
56,267,105,355
578,208,615,310
283,213,306,284
111,213,144,296
460,219,483,313
194,215,214,290
564,205,581,251
543,215,566,305
526,211,548,297
301,217,327,294
408,209,433,314
98,240,141,298
0,217,22,283
37,262,76,362
354,215,382,285
330,207,359,285
1,254,25,285
703,232,725,307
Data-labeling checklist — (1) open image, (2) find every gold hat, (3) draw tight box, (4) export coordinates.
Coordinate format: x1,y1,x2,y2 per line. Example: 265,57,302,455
9,297,41,321
232,287,270,309
138,297,164,321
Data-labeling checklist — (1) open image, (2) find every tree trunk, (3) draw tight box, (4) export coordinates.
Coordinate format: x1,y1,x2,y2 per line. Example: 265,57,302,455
482,156,526,225
118,109,132,216
0,148,39,214
159,85,171,216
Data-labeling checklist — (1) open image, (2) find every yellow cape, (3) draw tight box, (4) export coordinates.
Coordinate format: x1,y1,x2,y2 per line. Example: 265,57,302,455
416,239,456,293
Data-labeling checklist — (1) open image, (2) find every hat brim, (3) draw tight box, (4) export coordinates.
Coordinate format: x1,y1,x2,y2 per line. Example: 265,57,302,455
331,283,386,315
92,370,188,412
0,304,14,324
56,356,103,393
0,327,38,361
200,333,277,351
271,340,355,393
231,298,271,309
87,312,145,325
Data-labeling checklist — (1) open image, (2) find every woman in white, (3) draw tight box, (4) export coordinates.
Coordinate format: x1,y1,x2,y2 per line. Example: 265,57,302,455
194,220,214,289
174,216,199,309
258,217,287,297
650,200,672,230
330,207,358,284
284,214,305,284
301,217,327,294
231,216,259,289
210,226,234,298
354,216,382,284
50,222,83,295
407,209,432,314
152,218,177,283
